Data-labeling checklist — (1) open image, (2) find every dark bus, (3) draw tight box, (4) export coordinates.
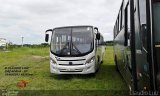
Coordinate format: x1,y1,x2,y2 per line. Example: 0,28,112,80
113,0,160,93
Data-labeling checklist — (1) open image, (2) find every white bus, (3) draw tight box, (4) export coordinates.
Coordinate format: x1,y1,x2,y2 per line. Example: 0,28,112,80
0,38,7,50
45,26,105,74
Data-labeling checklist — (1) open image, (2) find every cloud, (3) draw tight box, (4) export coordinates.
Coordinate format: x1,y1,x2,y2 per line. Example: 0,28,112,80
0,0,122,44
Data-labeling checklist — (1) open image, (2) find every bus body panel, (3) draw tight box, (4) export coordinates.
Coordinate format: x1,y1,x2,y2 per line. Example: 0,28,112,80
50,51,96,74
153,1,160,90
113,0,160,92
134,0,151,90
114,18,133,88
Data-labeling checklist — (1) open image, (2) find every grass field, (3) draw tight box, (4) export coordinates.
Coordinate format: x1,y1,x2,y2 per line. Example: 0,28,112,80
0,46,128,96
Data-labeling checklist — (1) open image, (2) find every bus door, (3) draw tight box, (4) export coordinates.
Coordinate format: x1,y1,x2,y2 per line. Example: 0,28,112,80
153,0,160,90
135,0,154,90
123,2,133,87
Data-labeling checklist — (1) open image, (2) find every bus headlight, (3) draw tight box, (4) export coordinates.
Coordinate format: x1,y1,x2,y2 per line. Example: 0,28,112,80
85,56,95,64
50,58,57,64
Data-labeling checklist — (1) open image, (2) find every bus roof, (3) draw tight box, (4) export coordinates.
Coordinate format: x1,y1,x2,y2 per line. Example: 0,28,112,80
52,25,95,30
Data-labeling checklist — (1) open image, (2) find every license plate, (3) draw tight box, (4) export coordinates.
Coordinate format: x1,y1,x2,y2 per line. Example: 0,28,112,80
68,69,74,71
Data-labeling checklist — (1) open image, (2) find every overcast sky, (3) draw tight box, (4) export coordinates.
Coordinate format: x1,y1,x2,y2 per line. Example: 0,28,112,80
0,0,122,44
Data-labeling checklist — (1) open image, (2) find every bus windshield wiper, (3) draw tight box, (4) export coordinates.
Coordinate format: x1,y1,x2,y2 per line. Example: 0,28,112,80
72,42,82,54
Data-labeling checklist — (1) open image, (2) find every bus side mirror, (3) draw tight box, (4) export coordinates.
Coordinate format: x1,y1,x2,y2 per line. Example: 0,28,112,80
45,34,49,42
141,24,147,36
96,33,100,40
141,24,147,49
94,27,100,40
94,27,98,32
45,29,52,42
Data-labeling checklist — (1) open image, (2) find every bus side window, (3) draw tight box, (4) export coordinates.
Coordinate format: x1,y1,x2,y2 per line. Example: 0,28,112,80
124,3,131,46
119,10,122,31
99,36,104,45
139,0,147,50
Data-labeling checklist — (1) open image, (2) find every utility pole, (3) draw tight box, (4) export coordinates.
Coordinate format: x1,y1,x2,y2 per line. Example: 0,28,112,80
21,37,24,47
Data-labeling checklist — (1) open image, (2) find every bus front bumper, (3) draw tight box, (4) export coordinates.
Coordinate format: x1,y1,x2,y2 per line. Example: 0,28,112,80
50,63,95,74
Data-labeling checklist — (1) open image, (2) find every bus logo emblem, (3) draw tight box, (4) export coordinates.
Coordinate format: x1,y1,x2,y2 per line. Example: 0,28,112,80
69,62,72,65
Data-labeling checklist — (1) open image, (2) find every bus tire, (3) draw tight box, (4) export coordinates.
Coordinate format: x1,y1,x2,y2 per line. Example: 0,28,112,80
96,67,99,73
96,56,100,73
89,73,96,77
101,60,103,64
115,56,119,72
101,53,104,64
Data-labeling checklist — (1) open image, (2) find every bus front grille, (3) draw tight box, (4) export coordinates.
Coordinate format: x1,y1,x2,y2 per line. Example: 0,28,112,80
59,64,84,66
59,69,83,72
60,71,83,72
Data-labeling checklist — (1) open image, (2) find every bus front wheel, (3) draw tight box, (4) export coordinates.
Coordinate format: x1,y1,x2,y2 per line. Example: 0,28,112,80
115,56,119,72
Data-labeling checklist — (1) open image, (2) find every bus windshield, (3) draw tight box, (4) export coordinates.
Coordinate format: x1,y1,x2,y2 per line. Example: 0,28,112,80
51,26,94,57
153,1,160,43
